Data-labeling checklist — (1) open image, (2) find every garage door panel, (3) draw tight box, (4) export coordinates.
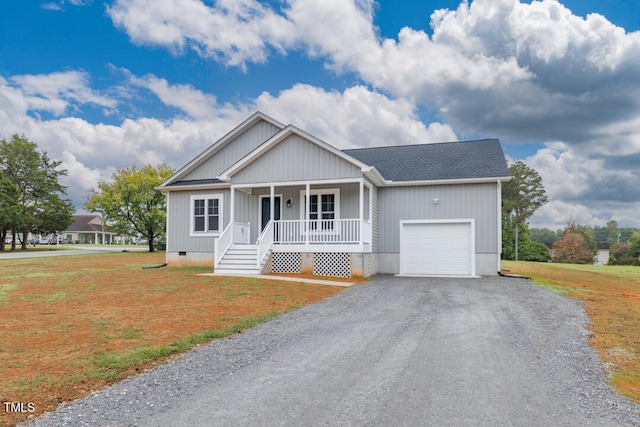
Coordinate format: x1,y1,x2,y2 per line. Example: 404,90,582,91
401,222,473,276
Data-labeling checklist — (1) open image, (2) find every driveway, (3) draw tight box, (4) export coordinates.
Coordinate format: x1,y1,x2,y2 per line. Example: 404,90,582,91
30,276,640,426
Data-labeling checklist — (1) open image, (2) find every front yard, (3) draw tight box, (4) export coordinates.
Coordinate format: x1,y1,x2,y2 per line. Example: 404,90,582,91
504,261,640,405
0,252,343,426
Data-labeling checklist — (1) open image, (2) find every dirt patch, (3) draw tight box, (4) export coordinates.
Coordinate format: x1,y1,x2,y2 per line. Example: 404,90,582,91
504,261,640,405
0,252,343,426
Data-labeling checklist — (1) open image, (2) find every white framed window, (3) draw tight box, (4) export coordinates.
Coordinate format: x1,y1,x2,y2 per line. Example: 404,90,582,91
190,194,223,236
299,189,340,229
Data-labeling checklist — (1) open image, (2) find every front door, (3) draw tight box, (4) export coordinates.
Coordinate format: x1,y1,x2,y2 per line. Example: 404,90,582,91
261,196,281,231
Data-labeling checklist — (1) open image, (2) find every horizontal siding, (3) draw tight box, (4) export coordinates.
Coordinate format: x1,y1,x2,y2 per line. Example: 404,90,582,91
233,135,361,184
167,189,230,252
183,121,280,181
377,183,499,253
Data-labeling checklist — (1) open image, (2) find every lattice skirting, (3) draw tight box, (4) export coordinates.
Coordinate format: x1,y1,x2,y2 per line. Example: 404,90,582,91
270,252,301,273
313,252,351,278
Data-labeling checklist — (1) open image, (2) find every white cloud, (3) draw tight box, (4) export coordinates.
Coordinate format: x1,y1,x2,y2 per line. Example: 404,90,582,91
107,0,296,70
2,69,450,212
129,74,218,119
9,71,117,116
253,84,456,148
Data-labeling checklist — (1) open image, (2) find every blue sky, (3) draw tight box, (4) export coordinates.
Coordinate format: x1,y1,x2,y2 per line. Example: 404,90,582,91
1,0,640,229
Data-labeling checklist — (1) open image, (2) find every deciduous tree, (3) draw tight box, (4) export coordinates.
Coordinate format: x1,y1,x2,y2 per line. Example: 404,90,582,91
85,164,175,252
0,134,74,250
552,231,594,264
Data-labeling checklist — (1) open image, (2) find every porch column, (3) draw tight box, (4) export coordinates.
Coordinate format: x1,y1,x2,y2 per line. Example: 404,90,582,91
270,185,275,226
359,180,364,245
305,183,310,245
230,186,235,224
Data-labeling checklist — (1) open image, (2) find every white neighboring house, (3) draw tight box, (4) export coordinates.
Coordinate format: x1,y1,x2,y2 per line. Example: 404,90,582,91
62,215,117,244
158,112,511,277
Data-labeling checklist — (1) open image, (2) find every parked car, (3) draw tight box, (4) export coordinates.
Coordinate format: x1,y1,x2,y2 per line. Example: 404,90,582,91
38,238,49,245
49,238,70,245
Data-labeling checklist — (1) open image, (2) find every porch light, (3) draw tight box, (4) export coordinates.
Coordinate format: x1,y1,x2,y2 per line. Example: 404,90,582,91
286,198,293,207
433,198,439,204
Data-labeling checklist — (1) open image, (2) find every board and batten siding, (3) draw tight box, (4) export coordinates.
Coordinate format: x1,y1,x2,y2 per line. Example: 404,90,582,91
232,135,361,184
182,121,281,181
377,183,499,253
368,179,379,253
167,189,230,252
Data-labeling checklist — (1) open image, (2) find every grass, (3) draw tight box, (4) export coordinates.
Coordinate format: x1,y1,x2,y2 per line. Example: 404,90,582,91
504,261,640,404
0,252,343,427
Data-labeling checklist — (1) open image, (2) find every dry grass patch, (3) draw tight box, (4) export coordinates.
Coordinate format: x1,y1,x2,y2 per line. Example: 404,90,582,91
503,261,640,404
0,252,343,426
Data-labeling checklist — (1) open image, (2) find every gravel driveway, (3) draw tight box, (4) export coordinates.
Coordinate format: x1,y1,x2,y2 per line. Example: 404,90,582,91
29,276,640,426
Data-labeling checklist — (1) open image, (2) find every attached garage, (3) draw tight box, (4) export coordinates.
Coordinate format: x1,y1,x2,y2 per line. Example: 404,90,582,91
399,220,476,276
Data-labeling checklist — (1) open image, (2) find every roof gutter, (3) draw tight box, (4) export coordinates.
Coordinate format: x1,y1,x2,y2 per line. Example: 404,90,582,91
380,175,511,187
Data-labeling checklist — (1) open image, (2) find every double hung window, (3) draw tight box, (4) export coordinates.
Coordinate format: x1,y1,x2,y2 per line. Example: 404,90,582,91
191,194,223,235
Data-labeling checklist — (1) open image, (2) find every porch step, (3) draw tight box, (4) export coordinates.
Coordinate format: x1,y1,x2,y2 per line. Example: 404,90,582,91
214,244,261,275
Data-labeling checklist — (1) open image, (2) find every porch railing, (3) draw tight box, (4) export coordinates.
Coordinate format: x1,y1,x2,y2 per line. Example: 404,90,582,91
257,220,274,270
273,219,368,244
215,221,250,267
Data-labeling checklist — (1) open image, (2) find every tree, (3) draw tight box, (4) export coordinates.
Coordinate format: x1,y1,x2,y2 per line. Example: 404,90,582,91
0,134,74,250
502,221,550,262
606,220,620,244
629,231,640,259
85,164,175,252
0,173,21,250
552,231,595,264
502,161,548,260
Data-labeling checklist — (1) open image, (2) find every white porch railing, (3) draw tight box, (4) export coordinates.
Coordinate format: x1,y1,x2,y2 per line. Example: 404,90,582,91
273,219,369,244
215,221,250,267
257,220,274,269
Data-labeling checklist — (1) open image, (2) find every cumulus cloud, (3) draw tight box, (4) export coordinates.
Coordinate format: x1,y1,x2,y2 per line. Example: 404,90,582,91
253,84,456,148
107,0,296,70
9,0,640,228
9,71,117,116
1,69,446,211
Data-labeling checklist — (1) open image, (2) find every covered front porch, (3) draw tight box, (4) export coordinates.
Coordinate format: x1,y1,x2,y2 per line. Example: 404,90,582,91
214,178,374,277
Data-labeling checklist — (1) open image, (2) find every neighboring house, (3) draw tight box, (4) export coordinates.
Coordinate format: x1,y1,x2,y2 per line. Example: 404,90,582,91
595,242,610,265
158,112,511,277
63,215,117,244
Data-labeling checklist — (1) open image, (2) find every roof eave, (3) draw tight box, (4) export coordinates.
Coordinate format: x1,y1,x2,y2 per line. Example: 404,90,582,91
157,182,230,193
380,175,511,187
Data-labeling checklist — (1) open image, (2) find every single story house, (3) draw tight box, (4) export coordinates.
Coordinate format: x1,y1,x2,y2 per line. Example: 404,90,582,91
158,112,511,277
62,215,118,244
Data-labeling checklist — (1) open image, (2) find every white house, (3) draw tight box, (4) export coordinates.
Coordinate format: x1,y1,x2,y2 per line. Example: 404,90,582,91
158,112,511,277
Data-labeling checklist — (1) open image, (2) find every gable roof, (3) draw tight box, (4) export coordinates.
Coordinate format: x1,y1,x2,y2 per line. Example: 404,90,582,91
65,215,116,233
159,112,285,189
343,139,510,182
217,124,384,184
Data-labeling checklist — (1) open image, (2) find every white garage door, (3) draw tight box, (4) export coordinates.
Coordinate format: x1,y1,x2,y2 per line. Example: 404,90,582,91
400,221,475,276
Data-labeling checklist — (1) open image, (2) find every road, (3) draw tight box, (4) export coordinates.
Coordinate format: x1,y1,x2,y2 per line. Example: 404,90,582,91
30,276,640,426
0,245,146,259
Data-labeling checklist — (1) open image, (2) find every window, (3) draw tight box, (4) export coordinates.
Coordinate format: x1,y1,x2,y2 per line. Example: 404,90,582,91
299,189,340,230
191,194,223,235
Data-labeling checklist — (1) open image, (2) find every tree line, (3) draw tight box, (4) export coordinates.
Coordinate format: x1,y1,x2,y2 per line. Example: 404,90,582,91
502,160,640,265
1,133,173,252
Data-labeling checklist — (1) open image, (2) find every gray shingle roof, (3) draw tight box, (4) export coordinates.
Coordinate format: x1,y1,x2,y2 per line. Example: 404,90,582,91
343,139,510,182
